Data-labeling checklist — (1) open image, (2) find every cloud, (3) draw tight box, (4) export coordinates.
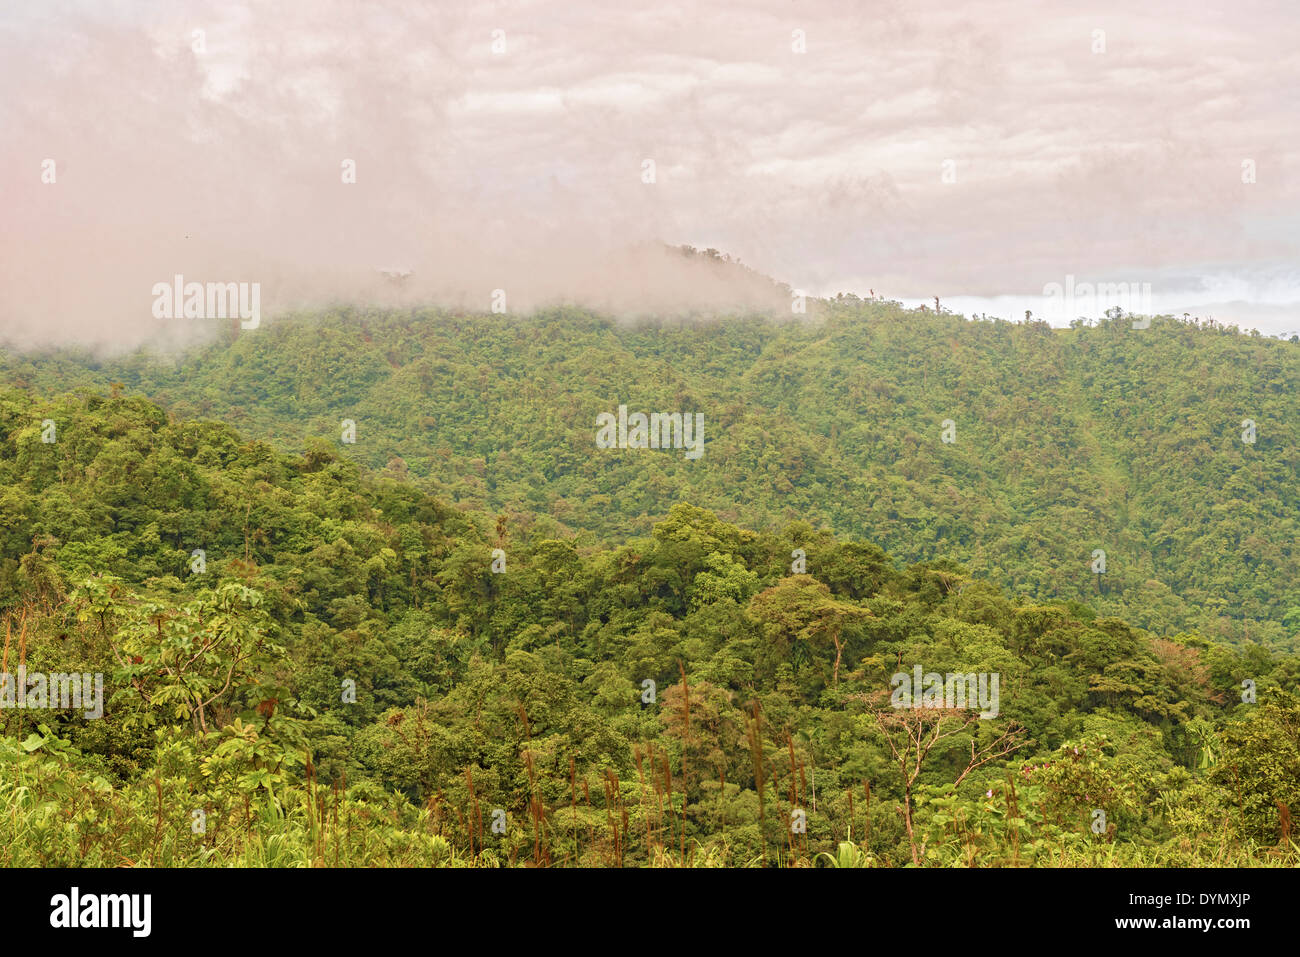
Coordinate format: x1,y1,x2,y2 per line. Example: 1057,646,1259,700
2,0,1296,351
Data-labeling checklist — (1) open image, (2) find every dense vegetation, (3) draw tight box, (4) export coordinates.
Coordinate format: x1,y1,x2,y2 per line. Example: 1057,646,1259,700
5,302,1296,650
0,377,1296,867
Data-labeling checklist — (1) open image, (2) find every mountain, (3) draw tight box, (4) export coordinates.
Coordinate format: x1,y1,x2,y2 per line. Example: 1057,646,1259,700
5,300,1296,649
1,383,1296,866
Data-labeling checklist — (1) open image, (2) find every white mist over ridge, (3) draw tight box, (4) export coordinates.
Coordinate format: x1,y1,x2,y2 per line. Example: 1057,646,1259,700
2,0,1296,350
887,264,1300,336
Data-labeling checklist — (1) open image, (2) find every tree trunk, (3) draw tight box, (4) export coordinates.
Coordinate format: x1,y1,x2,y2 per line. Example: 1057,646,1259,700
903,782,919,865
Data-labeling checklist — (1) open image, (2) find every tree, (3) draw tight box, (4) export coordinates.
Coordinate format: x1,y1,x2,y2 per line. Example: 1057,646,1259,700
74,578,282,736
870,699,1026,865
750,576,869,687
1213,690,1300,842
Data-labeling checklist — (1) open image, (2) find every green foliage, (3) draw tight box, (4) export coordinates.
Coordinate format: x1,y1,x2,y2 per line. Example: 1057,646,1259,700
0,311,1296,867
4,305,1293,647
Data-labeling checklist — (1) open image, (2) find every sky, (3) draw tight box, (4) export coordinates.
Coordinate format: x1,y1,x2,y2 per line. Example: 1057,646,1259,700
2,0,1298,350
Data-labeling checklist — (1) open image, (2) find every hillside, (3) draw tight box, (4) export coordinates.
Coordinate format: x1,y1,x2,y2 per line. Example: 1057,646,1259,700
0,385,1297,866
5,302,1297,649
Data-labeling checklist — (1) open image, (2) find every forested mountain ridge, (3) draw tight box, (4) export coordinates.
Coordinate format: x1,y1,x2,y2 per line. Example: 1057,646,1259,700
0,385,1296,867
5,301,1296,649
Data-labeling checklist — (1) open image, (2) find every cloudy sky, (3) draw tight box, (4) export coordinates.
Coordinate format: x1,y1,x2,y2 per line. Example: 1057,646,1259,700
2,0,1297,349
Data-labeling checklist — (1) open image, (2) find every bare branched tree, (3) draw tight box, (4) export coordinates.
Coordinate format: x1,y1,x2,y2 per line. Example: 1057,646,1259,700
871,702,1027,865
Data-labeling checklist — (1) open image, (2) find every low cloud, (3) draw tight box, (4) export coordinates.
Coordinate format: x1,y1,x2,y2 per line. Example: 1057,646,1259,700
2,0,1296,351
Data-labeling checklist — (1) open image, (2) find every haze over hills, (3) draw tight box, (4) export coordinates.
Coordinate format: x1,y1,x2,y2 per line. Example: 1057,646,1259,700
7,0,1298,351
5,297,1296,649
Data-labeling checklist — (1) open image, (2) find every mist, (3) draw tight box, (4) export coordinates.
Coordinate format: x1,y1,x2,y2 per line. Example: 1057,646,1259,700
3,0,1297,352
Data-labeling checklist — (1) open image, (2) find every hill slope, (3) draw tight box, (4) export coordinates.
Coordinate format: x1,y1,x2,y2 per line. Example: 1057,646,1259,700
3,302,1297,647
1,385,1297,866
